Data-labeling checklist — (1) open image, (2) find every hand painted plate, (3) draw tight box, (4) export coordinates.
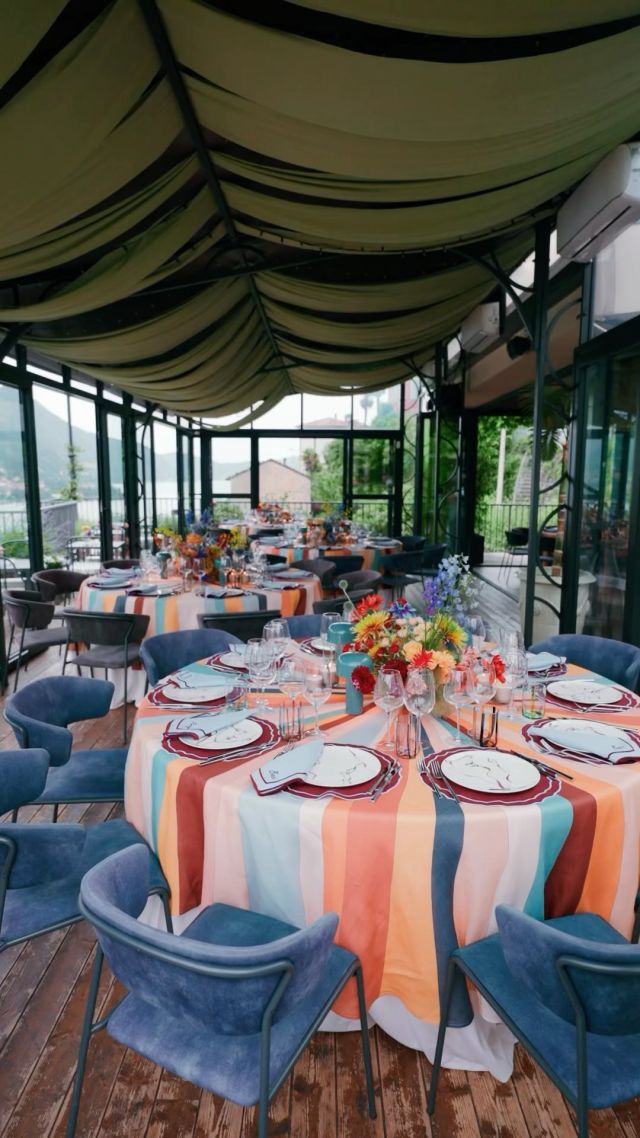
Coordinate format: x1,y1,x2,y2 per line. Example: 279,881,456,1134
441,749,539,794
546,680,622,706
301,744,381,788
174,716,263,751
162,682,235,704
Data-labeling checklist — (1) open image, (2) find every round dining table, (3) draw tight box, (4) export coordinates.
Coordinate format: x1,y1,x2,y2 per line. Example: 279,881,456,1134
124,655,640,1080
254,539,402,572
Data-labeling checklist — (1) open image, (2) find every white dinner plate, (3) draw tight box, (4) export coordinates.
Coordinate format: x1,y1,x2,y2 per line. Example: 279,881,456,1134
309,638,336,653
546,680,621,706
218,650,248,669
531,717,637,759
441,749,540,794
301,744,381,788
179,717,263,751
162,682,233,704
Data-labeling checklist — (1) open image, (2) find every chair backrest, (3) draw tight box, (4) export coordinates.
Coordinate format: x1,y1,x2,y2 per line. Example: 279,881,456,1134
286,615,322,639
0,748,49,816
265,554,287,565
528,633,640,692
63,608,149,648
254,528,284,539
32,569,88,602
81,845,339,1035
141,629,243,686
380,551,422,574
399,535,426,552
197,610,282,641
421,543,447,570
290,558,336,585
4,675,115,765
506,527,529,546
313,597,349,614
102,559,141,570
338,570,381,593
328,555,363,575
4,593,55,630
496,905,640,1036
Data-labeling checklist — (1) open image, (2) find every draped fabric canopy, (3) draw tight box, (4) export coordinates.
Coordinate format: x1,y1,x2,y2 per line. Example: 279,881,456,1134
1,1,639,420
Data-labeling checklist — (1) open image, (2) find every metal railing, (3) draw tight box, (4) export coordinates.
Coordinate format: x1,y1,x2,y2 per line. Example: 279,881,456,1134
475,500,559,552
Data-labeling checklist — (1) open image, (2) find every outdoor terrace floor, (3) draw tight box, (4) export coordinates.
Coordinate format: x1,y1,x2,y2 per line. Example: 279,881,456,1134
1,582,636,1137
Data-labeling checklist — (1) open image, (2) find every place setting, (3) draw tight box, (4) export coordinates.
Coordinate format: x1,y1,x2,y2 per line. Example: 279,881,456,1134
419,746,561,806
522,717,640,765
207,646,250,674
147,669,243,710
542,678,639,714
250,737,400,801
526,650,567,680
162,708,280,763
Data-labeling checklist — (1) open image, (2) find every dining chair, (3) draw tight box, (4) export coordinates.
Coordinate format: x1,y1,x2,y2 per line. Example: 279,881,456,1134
398,535,426,552
313,597,350,615
420,543,447,580
66,844,376,1138
378,551,422,599
4,675,128,821
0,749,171,952
336,569,381,596
141,628,243,687
264,553,287,565
62,609,150,742
528,633,640,692
289,558,337,588
427,904,640,1138
326,554,363,575
3,590,69,691
102,558,140,570
499,527,529,580
286,615,322,639
197,610,281,641
32,569,89,619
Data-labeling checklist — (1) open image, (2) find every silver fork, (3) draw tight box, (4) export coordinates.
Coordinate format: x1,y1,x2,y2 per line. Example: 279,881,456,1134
430,759,460,803
418,756,441,799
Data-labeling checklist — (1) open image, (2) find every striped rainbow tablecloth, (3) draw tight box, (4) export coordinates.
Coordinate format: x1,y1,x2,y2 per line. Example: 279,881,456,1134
255,541,401,572
78,577,320,635
125,660,640,1076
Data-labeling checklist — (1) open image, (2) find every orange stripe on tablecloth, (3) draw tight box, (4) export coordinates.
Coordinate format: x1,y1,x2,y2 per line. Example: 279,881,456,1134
157,757,191,913
574,771,626,916
381,761,439,1021
324,780,402,1018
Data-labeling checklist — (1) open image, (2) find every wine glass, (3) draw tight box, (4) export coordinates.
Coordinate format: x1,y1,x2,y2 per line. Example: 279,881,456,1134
466,616,486,654
468,659,497,742
263,618,291,659
277,656,305,739
373,667,405,752
503,649,528,718
245,638,276,711
319,612,341,642
302,663,333,735
403,669,436,757
502,628,525,655
443,667,469,742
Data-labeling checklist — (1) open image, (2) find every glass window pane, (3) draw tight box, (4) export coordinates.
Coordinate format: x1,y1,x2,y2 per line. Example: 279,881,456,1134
69,394,99,554
107,413,125,525
302,392,352,430
0,383,30,574
153,421,178,528
252,393,301,430
355,386,400,430
592,221,640,337
257,438,312,509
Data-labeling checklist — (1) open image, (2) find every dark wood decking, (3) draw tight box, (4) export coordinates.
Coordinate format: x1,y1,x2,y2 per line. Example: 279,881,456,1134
0,645,635,1138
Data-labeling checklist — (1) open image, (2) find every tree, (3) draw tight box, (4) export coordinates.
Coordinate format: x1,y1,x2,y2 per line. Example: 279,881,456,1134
59,443,84,501
302,447,320,475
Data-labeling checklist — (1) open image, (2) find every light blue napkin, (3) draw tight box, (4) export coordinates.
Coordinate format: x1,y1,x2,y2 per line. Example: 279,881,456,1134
529,722,640,762
166,709,253,740
171,669,236,689
527,651,566,671
251,738,324,795
263,579,296,590
272,567,312,578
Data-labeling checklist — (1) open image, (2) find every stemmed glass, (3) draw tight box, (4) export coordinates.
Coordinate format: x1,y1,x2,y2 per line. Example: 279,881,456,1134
373,667,405,752
466,616,486,654
277,656,305,739
467,659,497,742
403,669,436,757
263,618,291,660
302,663,333,735
503,649,528,718
319,612,341,643
443,667,470,742
245,638,276,712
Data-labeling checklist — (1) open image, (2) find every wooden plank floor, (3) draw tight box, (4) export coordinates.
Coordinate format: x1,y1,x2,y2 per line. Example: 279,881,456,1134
0,642,635,1137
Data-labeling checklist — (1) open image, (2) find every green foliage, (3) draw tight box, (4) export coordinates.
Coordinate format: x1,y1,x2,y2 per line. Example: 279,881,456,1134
0,527,29,558
302,448,320,475
58,443,84,501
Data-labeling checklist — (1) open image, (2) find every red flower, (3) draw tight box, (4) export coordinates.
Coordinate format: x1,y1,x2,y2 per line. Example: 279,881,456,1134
490,653,506,683
382,660,408,681
351,665,375,694
409,649,434,670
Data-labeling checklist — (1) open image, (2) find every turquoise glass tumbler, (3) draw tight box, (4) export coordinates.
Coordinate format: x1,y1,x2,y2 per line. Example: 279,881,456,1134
327,621,353,650
337,651,372,715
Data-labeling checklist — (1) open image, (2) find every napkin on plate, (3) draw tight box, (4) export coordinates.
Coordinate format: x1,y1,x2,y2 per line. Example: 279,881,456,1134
251,738,324,795
272,567,312,578
526,651,566,671
165,708,253,741
263,579,296,590
91,577,132,589
170,669,235,690
204,585,227,597
529,722,640,763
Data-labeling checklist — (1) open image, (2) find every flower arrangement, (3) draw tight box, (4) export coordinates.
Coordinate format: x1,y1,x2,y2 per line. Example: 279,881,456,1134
346,593,466,691
257,502,293,524
423,554,479,621
154,508,228,576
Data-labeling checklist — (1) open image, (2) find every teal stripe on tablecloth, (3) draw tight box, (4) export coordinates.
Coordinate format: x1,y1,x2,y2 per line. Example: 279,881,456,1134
523,791,574,919
150,749,176,851
238,786,311,927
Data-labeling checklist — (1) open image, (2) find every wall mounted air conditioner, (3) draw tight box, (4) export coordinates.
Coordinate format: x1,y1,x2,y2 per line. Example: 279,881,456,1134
557,144,640,262
459,303,500,353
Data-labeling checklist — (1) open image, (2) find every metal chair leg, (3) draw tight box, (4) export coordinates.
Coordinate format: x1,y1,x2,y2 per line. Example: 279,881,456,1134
2,624,14,692
354,963,377,1119
13,627,26,692
52,803,59,823
66,945,105,1138
427,955,458,1115
123,666,128,745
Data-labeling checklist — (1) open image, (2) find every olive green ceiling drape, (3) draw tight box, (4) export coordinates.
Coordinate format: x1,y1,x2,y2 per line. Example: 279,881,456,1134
0,0,639,419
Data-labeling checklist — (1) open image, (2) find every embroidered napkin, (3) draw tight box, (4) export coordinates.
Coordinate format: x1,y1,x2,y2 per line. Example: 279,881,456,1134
165,709,254,741
527,651,566,671
529,722,640,763
251,738,324,795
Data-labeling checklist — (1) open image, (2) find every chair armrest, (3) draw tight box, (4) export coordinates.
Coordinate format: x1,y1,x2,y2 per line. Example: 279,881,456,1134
0,824,86,888
62,677,115,723
6,712,72,766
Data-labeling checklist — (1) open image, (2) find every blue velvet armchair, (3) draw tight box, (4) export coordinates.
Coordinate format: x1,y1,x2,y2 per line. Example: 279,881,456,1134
0,750,171,950
4,675,127,821
66,845,376,1138
428,905,640,1138
528,633,640,692
140,628,242,687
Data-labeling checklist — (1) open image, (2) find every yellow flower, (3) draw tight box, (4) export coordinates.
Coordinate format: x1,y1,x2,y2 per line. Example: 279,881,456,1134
403,639,422,662
431,650,456,681
353,611,391,638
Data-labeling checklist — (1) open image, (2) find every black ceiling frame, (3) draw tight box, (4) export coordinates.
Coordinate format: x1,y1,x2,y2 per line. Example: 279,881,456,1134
136,0,295,382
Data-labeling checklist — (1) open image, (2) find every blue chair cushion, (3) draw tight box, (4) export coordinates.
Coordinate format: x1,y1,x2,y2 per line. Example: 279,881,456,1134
35,748,127,804
106,902,356,1106
1,820,162,945
528,634,640,692
457,913,640,1108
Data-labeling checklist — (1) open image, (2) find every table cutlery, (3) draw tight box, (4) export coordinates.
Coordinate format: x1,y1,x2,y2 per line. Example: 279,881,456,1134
370,762,397,802
430,759,460,803
418,756,441,798
508,749,574,781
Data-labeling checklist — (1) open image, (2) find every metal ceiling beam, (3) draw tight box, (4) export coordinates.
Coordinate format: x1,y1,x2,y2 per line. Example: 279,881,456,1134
137,0,290,380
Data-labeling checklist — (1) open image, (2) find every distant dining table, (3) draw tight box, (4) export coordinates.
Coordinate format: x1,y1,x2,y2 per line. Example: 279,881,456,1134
124,653,640,1079
254,538,402,572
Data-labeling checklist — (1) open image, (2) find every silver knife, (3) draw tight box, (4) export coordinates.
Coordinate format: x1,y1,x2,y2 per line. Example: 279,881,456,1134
371,762,398,803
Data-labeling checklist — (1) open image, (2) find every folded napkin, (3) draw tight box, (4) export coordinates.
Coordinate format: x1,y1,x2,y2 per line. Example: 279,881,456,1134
166,708,253,740
91,577,132,589
529,722,640,763
272,568,312,578
527,651,566,671
171,669,235,690
251,738,324,795
263,579,296,590
204,585,227,597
